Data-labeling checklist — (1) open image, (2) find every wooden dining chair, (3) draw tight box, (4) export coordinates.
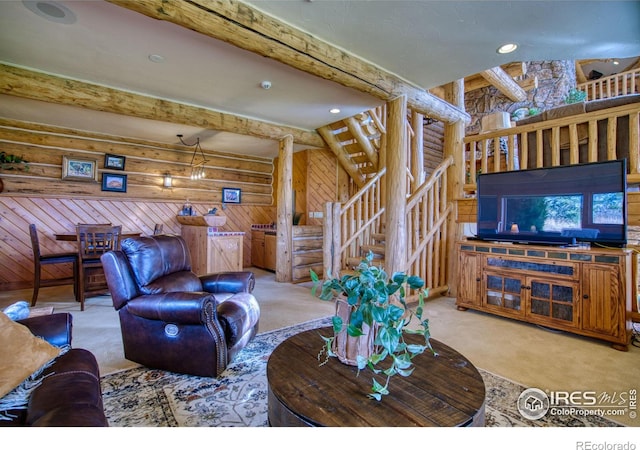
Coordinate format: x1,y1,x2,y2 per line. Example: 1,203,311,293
29,223,78,306
76,224,122,311
153,223,164,235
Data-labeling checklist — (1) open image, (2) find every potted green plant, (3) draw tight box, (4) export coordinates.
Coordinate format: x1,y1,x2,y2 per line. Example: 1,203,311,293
310,251,437,401
564,88,587,104
0,152,29,171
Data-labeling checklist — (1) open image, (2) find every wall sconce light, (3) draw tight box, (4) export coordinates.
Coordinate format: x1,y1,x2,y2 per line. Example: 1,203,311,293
177,134,208,180
163,173,173,188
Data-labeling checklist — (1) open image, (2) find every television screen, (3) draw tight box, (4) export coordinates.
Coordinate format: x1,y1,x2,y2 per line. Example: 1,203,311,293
476,160,627,247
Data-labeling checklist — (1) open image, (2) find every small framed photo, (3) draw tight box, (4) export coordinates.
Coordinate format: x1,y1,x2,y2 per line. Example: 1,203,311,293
222,187,241,204
62,156,98,182
104,154,126,170
102,173,127,193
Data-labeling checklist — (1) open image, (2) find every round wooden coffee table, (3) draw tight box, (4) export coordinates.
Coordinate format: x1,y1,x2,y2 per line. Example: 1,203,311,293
267,326,486,427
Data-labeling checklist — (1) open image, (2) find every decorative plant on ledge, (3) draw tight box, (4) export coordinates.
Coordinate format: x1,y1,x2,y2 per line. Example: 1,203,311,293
564,88,587,104
0,152,29,171
310,252,437,401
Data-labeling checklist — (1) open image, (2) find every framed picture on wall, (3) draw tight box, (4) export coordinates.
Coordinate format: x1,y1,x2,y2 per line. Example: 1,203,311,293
104,154,126,170
222,187,241,204
102,173,127,193
62,156,98,182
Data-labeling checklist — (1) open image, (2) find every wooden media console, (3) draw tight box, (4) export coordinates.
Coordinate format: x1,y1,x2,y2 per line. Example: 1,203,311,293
456,240,633,350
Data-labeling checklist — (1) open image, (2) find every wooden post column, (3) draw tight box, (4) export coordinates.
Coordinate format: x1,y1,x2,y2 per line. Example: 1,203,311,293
444,80,466,296
410,110,425,191
276,134,294,282
384,95,408,276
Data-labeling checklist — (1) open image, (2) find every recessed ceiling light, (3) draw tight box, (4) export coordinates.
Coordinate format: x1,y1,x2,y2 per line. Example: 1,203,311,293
23,1,76,24
149,54,165,63
330,108,341,114
497,43,518,54
613,60,620,65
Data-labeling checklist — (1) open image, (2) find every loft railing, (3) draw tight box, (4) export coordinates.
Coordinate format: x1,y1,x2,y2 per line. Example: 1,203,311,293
463,101,640,192
578,69,640,101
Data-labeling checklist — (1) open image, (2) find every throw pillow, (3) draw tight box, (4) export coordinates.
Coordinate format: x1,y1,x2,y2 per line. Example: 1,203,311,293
0,312,61,399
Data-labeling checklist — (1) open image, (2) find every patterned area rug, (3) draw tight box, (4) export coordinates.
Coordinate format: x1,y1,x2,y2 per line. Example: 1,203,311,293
101,317,621,427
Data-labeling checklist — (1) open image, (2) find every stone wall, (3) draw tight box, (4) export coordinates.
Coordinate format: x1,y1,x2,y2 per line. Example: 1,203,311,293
465,60,576,134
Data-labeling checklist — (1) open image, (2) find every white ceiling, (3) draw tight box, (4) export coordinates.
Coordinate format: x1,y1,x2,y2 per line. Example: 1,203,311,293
0,0,639,158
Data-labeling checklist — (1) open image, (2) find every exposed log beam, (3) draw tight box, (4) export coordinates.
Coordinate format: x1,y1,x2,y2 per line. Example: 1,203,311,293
430,62,535,98
479,67,528,102
106,0,469,125
0,63,324,147
463,62,526,92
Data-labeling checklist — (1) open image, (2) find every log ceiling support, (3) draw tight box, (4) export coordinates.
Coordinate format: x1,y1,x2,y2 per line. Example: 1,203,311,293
430,62,536,98
443,79,466,296
410,111,424,191
107,0,469,125
0,64,323,148
276,134,294,282
479,67,528,102
384,95,408,276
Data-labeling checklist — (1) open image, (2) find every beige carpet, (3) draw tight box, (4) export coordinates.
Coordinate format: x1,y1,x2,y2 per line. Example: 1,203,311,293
1,267,639,427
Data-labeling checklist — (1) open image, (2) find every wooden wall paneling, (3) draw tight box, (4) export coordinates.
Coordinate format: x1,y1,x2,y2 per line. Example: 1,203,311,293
307,149,338,226
0,196,277,289
423,120,445,175
293,151,308,225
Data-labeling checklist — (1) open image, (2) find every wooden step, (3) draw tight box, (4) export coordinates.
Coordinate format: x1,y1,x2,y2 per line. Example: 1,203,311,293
371,233,386,243
361,244,385,256
345,256,385,269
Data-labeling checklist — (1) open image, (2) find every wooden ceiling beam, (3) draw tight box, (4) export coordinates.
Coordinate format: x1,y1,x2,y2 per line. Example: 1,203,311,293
430,62,535,98
106,0,470,125
463,62,527,92
479,67,528,102
0,64,324,147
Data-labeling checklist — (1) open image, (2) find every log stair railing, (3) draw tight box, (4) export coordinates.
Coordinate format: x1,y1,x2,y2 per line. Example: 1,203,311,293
323,167,386,278
323,156,453,301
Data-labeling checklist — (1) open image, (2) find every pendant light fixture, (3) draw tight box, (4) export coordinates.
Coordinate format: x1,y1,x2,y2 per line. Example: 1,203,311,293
177,134,208,180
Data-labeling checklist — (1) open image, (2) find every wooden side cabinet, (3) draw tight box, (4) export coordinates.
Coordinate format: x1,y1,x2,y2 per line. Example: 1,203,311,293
181,225,244,275
251,230,265,269
251,230,276,271
456,241,633,350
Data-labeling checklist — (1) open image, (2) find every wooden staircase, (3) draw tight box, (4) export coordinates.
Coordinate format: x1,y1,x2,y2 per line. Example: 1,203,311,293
317,109,384,189
345,232,386,270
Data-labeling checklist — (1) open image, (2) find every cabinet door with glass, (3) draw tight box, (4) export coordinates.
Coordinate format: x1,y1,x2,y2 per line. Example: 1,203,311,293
526,277,580,328
482,270,525,317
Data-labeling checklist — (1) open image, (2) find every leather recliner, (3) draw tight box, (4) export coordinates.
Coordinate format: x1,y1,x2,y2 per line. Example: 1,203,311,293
100,234,260,377
1,313,108,427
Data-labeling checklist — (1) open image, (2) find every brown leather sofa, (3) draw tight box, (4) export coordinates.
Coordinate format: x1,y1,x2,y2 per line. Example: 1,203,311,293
100,234,260,377
1,313,108,427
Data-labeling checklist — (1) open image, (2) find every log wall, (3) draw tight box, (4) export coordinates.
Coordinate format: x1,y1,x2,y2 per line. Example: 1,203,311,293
0,119,277,290
423,119,445,175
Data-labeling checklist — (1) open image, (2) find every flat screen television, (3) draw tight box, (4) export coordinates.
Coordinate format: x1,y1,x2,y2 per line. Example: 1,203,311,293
476,159,627,247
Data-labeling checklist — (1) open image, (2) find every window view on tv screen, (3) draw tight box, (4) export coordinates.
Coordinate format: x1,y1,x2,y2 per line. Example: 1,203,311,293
476,160,627,247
